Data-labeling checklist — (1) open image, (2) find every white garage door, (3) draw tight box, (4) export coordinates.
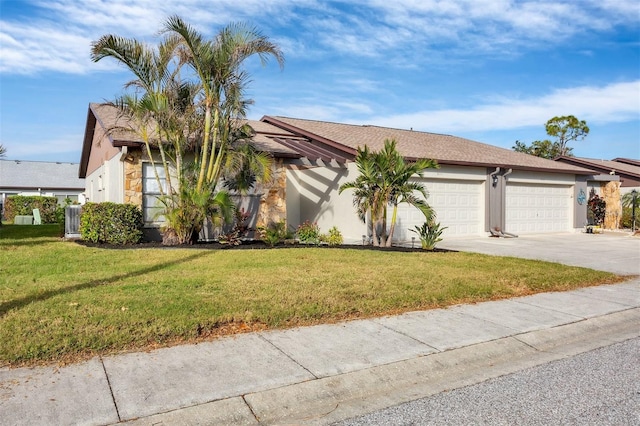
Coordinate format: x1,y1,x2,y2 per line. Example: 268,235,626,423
391,179,484,242
505,183,572,234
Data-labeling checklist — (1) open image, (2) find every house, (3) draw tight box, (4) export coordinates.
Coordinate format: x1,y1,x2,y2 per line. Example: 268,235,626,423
555,156,640,229
0,159,86,219
79,103,342,239
79,103,613,243
261,116,610,240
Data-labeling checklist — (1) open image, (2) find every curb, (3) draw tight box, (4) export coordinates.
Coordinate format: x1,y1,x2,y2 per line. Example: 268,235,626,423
123,308,640,425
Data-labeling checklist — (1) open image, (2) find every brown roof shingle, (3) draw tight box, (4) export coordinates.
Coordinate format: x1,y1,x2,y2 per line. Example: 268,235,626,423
263,116,596,175
556,156,640,179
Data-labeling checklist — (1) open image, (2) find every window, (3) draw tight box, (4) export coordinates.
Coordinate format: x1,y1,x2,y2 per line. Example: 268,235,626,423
142,163,167,224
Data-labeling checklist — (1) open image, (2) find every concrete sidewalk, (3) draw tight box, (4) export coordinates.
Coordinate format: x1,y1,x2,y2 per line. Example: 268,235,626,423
1,280,639,425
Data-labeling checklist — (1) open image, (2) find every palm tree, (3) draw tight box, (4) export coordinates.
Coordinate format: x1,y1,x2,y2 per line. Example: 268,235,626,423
91,33,184,199
0,144,6,158
339,145,386,246
162,16,284,192
340,139,437,247
376,139,437,247
91,17,284,244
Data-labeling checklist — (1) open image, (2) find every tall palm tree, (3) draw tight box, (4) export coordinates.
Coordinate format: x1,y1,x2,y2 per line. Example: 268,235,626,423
339,145,386,246
91,17,283,244
91,34,184,197
340,139,437,247
162,16,284,192
374,139,437,247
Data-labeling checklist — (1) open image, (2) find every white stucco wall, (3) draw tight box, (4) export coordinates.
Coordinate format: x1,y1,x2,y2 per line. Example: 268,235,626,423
287,163,491,243
287,162,367,244
85,153,124,203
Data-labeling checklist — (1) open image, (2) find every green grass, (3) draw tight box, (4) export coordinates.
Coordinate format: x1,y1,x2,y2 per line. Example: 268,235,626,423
0,224,622,367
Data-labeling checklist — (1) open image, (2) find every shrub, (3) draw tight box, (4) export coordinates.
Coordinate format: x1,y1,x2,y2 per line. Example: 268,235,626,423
258,220,292,247
80,202,143,244
321,226,343,246
410,221,447,250
587,190,606,225
219,207,252,245
5,195,58,223
621,207,640,229
296,220,320,244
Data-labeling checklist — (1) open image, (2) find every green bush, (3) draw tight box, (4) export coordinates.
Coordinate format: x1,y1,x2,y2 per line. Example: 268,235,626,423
5,195,58,223
258,220,292,247
321,226,343,246
296,220,321,244
621,207,640,229
80,202,143,244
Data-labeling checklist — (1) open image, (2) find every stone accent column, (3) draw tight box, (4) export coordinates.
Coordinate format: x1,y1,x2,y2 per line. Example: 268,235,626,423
256,160,287,229
123,150,143,208
601,181,621,229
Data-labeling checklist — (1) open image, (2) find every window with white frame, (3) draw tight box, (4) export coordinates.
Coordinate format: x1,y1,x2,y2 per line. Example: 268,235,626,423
142,163,167,224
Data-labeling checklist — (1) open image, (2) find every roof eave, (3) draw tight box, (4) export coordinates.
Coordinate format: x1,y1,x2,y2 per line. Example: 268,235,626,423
78,105,97,178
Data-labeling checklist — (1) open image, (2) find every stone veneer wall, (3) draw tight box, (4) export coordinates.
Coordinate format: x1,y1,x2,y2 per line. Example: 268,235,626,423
256,159,287,229
601,180,621,229
123,150,143,208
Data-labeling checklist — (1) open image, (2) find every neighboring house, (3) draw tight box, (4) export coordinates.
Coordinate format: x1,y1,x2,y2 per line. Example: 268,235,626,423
79,103,612,243
555,156,640,229
0,159,86,219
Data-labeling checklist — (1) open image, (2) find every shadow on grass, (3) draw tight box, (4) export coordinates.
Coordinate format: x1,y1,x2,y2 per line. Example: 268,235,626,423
0,224,61,240
0,238,65,248
0,251,211,317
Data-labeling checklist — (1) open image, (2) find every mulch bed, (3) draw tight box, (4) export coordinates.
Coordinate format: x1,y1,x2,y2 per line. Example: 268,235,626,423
75,239,453,252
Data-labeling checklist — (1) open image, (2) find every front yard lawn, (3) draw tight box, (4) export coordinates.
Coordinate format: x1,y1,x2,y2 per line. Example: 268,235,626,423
0,225,622,367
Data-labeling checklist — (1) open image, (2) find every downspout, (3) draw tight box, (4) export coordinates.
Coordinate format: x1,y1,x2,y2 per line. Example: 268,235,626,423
489,167,501,185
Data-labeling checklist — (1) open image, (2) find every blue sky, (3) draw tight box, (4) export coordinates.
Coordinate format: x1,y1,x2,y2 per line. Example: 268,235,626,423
1,0,639,164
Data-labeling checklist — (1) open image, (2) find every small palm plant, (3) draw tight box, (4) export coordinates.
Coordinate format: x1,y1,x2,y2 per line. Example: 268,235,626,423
410,221,447,250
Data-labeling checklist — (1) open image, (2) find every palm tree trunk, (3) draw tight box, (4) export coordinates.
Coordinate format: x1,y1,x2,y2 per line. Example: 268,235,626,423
386,204,398,247
196,105,212,192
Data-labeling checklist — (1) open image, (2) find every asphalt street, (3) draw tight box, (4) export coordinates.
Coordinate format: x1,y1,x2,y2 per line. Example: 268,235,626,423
334,337,640,425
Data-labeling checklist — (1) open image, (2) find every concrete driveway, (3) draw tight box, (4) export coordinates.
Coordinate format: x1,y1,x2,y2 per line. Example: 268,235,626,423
439,232,640,276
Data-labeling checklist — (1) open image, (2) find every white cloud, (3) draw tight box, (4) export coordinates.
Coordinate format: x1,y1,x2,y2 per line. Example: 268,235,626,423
367,81,640,133
2,0,638,75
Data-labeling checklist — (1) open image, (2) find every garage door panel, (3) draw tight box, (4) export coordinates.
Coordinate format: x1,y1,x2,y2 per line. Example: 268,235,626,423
506,183,571,234
391,179,484,241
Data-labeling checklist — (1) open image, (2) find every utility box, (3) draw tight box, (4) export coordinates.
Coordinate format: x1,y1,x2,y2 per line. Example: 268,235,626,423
65,205,81,239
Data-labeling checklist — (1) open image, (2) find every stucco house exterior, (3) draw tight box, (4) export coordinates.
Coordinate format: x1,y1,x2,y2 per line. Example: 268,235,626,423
79,103,612,244
0,159,85,220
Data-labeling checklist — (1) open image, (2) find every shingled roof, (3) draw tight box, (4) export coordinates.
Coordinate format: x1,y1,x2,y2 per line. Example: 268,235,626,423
0,160,85,190
555,156,640,185
262,116,596,175
556,157,640,177
80,103,350,175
